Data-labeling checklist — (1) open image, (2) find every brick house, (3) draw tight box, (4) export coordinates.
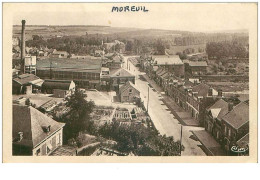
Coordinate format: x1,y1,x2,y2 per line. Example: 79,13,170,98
184,60,208,75
110,68,135,91
118,81,140,103
153,55,184,78
12,105,65,156
205,99,229,143
221,102,249,155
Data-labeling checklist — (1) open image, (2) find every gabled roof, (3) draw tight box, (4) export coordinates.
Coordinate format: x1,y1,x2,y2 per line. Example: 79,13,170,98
154,55,183,65
237,94,249,102
13,105,65,148
13,74,40,85
192,83,211,97
111,68,134,78
236,133,249,148
222,102,249,129
119,81,140,94
42,80,74,90
207,99,229,119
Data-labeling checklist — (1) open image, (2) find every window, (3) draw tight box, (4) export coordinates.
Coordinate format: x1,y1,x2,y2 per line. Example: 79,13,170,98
129,89,132,94
228,128,231,137
36,148,41,156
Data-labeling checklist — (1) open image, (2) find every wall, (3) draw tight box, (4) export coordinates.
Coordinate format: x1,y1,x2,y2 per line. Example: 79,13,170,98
32,128,63,156
120,86,140,103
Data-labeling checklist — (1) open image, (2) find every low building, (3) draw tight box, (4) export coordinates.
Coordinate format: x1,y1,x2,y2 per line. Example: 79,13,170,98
13,74,44,94
110,68,135,91
119,81,140,103
12,104,65,156
185,60,208,75
153,55,184,77
36,58,102,89
41,80,75,98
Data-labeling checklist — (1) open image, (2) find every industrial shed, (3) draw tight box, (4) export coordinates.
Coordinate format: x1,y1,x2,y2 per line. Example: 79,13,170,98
41,80,76,98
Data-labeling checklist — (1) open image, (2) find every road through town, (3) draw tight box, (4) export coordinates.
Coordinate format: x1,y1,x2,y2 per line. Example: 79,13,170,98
124,56,206,156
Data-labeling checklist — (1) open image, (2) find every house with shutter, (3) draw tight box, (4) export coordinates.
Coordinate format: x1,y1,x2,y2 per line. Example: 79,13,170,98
12,104,65,156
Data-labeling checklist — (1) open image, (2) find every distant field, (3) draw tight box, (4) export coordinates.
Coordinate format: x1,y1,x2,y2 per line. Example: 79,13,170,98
207,81,249,92
13,25,142,40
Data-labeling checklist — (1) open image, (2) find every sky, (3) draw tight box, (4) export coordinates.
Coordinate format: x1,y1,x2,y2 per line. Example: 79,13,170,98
12,3,256,32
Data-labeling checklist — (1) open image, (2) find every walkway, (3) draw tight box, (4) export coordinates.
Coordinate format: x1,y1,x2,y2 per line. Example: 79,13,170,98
140,74,199,126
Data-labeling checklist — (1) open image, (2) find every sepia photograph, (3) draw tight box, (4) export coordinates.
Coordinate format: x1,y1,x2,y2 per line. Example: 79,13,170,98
2,2,257,162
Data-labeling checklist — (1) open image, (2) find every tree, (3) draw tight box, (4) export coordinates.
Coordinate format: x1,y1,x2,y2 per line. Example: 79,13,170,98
60,89,95,142
98,121,183,155
154,39,165,55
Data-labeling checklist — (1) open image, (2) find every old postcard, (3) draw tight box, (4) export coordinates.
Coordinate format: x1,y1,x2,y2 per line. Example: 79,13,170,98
2,2,257,163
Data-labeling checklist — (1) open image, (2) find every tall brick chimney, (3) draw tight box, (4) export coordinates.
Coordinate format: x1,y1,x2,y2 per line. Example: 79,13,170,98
20,20,26,74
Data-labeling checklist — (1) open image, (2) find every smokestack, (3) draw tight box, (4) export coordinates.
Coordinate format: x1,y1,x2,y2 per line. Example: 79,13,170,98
218,89,223,97
20,20,26,74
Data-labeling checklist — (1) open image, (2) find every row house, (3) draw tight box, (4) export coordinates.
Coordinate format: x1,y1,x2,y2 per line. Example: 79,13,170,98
205,100,249,155
166,77,218,121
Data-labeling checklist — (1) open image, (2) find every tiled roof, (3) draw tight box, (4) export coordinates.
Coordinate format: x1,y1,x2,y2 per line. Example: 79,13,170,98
111,68,134,78
192,83,211,97
207,99,229,119
222,102,249,129
119,81,139,94
13,105,65,148
237,94,249,102
13,74,40,85
236,133,249,148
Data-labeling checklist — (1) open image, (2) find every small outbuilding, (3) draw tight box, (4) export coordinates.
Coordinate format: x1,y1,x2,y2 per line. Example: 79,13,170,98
41,80,76,98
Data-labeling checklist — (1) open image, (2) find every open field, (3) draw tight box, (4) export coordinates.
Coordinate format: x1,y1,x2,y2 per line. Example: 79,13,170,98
206,81,249,92
13,25,142,40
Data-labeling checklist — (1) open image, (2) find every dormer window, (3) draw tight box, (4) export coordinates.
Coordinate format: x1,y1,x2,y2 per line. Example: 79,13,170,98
42,125,51,133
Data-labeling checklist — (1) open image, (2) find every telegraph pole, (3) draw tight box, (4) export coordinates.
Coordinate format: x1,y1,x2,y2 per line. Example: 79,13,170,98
147,87,149,113
49,60,53,79
180,125,183,156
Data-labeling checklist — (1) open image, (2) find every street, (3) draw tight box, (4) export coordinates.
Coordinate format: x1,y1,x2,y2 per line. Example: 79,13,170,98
123,56,206,156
